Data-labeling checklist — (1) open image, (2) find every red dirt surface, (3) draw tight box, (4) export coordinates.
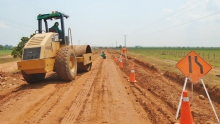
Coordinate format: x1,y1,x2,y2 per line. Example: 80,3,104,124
0,51,219,124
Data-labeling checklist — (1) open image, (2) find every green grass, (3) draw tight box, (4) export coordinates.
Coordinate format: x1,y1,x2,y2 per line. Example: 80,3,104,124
0,49,18,64
0,50,12,56
127,47,220,67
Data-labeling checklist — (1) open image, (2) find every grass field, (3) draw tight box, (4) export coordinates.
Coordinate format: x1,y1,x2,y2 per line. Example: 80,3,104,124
0,50,12,56
0,57,20,64
127,47,220,67
0,49,20,64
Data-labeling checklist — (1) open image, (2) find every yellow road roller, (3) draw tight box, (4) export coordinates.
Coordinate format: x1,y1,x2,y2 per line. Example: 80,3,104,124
17,11,93,83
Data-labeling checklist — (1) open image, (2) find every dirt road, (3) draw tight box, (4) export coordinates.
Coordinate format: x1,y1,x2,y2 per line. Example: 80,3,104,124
0,53,152,124
0,52,220,124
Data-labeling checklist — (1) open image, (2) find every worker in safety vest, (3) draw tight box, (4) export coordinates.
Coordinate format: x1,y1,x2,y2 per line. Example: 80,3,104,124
120,47,128,60
51,22,62,34
100,50,106,59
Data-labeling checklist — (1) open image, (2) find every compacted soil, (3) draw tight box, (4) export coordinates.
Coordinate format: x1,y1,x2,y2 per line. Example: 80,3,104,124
0,51,220,124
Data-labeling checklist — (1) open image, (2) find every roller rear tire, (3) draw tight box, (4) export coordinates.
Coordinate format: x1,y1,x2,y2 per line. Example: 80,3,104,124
55,46,77,81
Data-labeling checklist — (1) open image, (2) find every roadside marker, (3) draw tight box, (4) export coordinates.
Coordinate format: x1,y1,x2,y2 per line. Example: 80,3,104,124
128,64,137,83
176,51,212,84
175,91,194,124
175,51,219,122
114,56,118,62
119,55,123,68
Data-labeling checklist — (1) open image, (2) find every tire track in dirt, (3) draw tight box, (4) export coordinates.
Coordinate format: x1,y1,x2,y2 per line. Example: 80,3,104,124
74,58,112,124
0,87,26,107
60,58,103,124
75,86,95,123
2,51,219,123
17,83,73,124
38,73,93,124
0,55,102,124
0,84,56,124
0,55,96,123
38,55,102,124
74,57,107,124
16,55,102,124
74,53,152,124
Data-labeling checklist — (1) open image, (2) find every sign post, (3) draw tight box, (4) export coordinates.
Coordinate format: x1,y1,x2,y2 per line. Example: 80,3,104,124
175,51,219,122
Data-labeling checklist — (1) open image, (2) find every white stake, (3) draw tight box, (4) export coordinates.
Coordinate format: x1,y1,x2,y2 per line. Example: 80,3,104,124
201,79,219,122
176,77,188,119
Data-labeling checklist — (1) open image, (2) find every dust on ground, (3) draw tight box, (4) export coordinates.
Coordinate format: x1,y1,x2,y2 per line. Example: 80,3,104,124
0,51,219,124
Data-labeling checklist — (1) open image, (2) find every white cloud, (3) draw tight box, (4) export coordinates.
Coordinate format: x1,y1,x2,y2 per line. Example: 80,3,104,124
24,27,34,31
162,8,173,14
0,0,14,1
0,22,8,28
188,14,201,20
187,12,220,24
205,0,220,11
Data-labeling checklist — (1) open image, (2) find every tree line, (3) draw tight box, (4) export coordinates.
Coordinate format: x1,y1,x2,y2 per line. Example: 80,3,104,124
11,33,34,58
0,44,13,49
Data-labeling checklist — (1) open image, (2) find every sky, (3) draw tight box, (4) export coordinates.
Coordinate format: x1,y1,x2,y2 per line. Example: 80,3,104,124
0,0,220,47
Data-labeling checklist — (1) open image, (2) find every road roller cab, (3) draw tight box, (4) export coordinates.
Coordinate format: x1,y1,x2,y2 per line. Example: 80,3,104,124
17,11,93,84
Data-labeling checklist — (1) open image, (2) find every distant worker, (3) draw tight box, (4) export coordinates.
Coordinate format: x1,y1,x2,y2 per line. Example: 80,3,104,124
51,22,62,34
120,47,128,60
100,50,106,59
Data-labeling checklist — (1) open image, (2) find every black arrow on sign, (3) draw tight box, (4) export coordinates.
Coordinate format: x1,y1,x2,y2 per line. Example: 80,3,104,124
188,56,192,73
188,56,203,74
195,56,203,74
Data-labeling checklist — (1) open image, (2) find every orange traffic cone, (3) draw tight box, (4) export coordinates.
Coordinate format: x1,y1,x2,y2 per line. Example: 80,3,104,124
114,56,118,62
175,91,194,124
119,58,123,68
128,65,137,83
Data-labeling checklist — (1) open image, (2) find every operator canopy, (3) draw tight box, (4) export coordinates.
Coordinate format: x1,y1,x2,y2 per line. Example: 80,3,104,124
37,11,69,20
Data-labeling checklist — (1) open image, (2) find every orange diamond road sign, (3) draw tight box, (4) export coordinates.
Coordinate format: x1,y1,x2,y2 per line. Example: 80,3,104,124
176,51,212,84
